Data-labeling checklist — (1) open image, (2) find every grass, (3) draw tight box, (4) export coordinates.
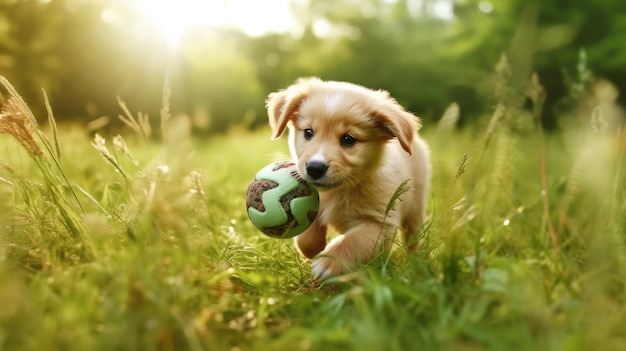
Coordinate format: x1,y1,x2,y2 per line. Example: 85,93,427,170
1,76,626,351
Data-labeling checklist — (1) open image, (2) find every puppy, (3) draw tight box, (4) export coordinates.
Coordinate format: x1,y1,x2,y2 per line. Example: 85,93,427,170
266,77,431,280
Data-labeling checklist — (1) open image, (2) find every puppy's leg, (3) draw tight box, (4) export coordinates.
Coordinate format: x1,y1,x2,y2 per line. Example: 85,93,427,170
404,138,431,252
295,218,327,259
403,211,424,252
311,223,393,280
403,179,429,252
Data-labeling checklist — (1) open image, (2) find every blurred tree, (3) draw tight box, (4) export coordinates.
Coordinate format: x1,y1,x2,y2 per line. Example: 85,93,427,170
535,0,626,127
0,0,64,114
176,29,265,132
248,0,521,122
0,0,170,123
54,0,169,122
0,0,624,131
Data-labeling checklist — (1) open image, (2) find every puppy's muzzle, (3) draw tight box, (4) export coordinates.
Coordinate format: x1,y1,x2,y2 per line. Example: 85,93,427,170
306,161,328,180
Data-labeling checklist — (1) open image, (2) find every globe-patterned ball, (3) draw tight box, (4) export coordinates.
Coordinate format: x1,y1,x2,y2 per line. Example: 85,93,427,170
246,161,319,238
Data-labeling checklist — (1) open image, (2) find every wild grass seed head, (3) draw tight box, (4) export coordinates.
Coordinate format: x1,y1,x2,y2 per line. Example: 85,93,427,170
455,152,470,180
483,103,505,149
92,133,130,180
184,170,206,200
161,75,172,140
0,93,43,156
117,97,152,138
113,134,139,166
591,105,609,134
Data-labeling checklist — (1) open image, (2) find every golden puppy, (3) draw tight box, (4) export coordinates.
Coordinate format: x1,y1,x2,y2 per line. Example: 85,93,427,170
266,77,430,280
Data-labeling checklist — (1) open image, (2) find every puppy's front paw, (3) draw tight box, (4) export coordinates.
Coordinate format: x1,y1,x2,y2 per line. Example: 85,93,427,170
309,224,387,281
311,255,350,281
310,234,358,280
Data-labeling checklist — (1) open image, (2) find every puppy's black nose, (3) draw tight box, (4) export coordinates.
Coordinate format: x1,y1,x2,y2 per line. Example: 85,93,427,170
306,161,328,180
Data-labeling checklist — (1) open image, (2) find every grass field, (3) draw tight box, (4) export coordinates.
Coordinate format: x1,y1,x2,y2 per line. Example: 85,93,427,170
1,79,626,351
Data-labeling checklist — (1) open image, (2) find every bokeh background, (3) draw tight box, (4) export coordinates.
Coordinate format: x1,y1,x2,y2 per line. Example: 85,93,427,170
1,0,624,132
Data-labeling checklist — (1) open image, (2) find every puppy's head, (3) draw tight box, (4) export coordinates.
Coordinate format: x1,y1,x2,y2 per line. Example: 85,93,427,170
266,77,420,190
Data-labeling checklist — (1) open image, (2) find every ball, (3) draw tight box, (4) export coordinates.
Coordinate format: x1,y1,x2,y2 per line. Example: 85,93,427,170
246,161,319,238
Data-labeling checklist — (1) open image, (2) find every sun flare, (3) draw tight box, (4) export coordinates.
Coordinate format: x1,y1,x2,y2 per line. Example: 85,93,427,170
131,0,294,47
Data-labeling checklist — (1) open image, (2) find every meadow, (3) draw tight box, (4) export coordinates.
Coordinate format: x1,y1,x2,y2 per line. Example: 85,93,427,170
0,76,625,351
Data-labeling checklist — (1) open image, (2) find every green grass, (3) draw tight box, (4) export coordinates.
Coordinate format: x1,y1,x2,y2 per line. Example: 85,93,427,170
1,92,626,350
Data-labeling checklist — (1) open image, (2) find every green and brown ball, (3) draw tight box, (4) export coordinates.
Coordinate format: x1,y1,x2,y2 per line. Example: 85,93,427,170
246,161,319,238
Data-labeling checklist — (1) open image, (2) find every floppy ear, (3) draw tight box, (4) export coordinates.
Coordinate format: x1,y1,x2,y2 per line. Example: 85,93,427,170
371,98,421,155
266,78,318,139
266,91,302,139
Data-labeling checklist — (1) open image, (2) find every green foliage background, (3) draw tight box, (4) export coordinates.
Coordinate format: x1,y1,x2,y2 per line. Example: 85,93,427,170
1,0,624,131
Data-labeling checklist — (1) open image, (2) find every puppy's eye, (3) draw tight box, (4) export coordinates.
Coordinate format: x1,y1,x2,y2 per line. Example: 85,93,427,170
340,134,357,147
304,128,314,140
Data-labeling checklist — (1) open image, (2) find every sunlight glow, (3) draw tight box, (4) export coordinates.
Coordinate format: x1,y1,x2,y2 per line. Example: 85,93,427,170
478,1,494,14
407,0,455,21
131,0,294,47
432,0,454,20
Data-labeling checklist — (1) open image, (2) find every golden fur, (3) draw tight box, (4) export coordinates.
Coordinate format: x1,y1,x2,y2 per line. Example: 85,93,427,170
266,77,431,280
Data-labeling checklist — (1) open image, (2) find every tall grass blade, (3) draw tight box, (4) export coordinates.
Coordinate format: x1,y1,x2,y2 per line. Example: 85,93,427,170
92,134,131,181
42,89,61,159
437,102,460,134
117,97,151,138
161,74,172,139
